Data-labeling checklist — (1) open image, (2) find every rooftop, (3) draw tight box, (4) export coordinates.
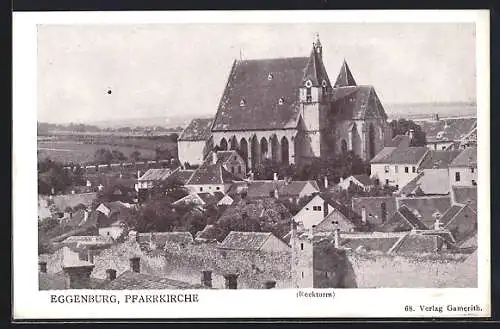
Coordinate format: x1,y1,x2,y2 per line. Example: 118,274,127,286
370,146,429,165
138,168,172,181
178,118,213,141
449,147,477,168
186,163,242,185
105,271,203,290
218,231,275,251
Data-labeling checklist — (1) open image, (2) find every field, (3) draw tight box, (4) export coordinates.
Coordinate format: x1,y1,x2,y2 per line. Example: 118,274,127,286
37,134,178,165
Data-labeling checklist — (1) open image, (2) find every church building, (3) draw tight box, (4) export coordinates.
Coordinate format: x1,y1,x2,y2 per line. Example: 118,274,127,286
179,35,389,170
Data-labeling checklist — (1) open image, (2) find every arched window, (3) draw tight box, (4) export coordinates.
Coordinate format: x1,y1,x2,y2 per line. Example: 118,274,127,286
220,138,228,151
341,139,348,153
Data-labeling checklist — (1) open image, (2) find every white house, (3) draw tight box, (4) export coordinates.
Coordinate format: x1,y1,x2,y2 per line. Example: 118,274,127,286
185,163,243,194
293,194,333,231
177,118,213,167
449,147,477,187
370,146,429,190
135,168,172,190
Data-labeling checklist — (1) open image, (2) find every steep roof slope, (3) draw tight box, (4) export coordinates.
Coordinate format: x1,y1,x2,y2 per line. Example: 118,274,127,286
178,118,213,141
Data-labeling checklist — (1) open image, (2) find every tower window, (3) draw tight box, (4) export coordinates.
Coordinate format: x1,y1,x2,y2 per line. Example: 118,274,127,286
240,99,246,107
267,73,273,80
278,97,285,105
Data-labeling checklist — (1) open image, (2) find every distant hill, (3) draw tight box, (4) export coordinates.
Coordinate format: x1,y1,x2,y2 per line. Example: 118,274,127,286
84,114,212,129
385,102,476,121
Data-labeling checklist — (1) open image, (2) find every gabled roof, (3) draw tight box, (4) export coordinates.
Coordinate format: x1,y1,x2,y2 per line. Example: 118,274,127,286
339,232,407,252
198,192,225,205
178,118,213,141
390,233,444,254
419,150,462,169
399,170,450,196
246,180,319,199
138,168,172,181
370,146,429,165
351,174,373,187
186,163,242,185
333,60,357,88
218,231,276,251
449,147,477,167
104,271,202,290
439,205,464,226
212,57,309,131
397,196,452,228
168,167,196,185
203,150,241,166
330,85,387,120
379,205,427,231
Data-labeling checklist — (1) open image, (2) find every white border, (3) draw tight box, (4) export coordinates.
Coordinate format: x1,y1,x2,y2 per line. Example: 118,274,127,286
13,10,490,319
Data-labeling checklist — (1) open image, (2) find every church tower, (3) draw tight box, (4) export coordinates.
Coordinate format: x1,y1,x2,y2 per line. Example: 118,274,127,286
298,34,331,161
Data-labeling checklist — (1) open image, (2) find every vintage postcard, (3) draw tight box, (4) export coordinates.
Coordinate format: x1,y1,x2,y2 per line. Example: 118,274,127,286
13,10,490,319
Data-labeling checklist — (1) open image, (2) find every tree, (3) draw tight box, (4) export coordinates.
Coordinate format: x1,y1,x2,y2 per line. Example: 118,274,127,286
389,119,427,146
94,148,113,164
130,150,142,162
37,158,73,194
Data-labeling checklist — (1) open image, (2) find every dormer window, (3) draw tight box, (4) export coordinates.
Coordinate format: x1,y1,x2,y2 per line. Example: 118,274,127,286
240,98,246,107
278,97,285,105
305,80,313,88
321,80,327,88
267,73,273,80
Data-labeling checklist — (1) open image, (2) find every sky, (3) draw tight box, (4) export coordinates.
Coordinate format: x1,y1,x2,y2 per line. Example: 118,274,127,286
37,23,476,124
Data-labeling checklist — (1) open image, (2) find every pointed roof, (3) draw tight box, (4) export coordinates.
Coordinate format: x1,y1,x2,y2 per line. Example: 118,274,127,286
302,47,331,87
334,60,357,88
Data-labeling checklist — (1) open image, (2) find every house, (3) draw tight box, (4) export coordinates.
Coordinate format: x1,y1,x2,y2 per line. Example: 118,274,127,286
337,174,374,191
203,150,247,179
396,195,452,229
292,194,358,232
417,116,477,151
399,149,462,196
185,163,243,194
246,178,320,203
95,201,135,238
136,168,173,190
370,146,429,189
449,147,477,187
210,35,388,171
218,231,290,252
177,117,214,167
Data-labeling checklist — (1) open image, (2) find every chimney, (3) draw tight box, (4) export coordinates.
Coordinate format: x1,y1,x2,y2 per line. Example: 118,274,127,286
273,172,278,181
434,113,440,121
62,264,95,289
224,273,238,289
332,221,340,248
361,207,367,224
106,269,117,281
201,270,213,288
273,187,279,199
212,151,218,165
38,261,47,274
264,280,276,289
324,176,328,189
129,257,141,273
408,129,414,142
432,211,442,230
323,200,329,219
137,170,141,179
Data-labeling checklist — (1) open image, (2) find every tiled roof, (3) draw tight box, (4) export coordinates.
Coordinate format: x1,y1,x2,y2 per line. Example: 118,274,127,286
178,118,213,141
340,232,407,252
397,196,452,228
168,167,195,185
333,60,357,88
398,206,428,230
449,147,477,167
197,192,225,205
439,205,464,226
138,168,172,181
378,206,428,232
204,150,241,166
391,233,444,254
370,146,429,165
302,48,331,87
351,174,373,186
212,57,309,131
330,85,387,120
386,135,411,148
399,170,450,196
419,118,477,143
104,271,202,290
419,150,462,169
452,186,477,211
186,163,242,185
218,231,273,251
246,180,319,199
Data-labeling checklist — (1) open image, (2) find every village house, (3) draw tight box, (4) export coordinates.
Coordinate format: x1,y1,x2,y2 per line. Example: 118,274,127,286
218,231,290,253
245,175,320,203
173,191,233,207
95,201,135,239
417,115,477,151
448,147,477,187
179,35,389,172
185,162,243,194
135,168,173,190
203,150,247,179
166,167,196,185
177,118,214,167
370,145,429,190
337,174,374,191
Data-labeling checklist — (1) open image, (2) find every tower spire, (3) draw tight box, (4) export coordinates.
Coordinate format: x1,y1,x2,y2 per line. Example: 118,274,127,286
313,33,322,58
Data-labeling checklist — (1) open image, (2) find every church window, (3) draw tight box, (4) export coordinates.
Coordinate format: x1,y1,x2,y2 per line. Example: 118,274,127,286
278,97,285,105
267,73,273,80
240,98,246,107
305,80,313,88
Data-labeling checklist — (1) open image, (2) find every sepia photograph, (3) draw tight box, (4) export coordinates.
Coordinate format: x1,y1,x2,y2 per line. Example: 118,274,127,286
13,10,490,319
